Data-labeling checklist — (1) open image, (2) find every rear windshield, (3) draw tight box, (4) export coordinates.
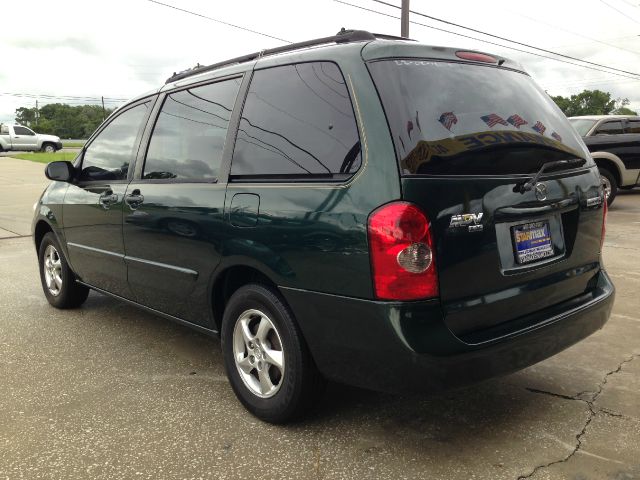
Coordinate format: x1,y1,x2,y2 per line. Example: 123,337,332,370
568,118,597,137
368,60,592,176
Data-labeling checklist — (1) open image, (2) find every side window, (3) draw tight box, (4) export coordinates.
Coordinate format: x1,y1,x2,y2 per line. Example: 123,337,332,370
14,126,35,136
627,120,640,134
80,103,149,182
230,62,361,179
595,121,624,135
143,77,241,180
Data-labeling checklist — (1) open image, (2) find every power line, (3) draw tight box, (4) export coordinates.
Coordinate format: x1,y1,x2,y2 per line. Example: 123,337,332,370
600,0,640,24
545,73,640,87
145,0,292,43
333,0,640,81
0,92,128,101
551,33,639,50
370,0,640,78
502,8,640,56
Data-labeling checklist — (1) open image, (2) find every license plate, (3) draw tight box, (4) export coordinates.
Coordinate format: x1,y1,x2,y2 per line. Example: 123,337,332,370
512,221,554,264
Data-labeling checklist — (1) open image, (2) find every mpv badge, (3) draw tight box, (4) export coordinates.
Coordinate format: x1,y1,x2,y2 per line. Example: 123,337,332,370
535,182,548,201
449,213,484,232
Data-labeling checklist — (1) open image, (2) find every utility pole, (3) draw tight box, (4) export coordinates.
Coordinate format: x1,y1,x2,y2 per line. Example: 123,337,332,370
101,96,106,121
401,0,410,38
35,100,39,127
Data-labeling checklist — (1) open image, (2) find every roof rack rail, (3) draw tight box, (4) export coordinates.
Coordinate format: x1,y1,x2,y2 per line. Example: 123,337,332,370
165,28,379,84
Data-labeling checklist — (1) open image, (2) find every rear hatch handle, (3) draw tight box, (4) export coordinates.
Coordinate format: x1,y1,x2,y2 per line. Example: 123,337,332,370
515,158,587,194
498,198,576,217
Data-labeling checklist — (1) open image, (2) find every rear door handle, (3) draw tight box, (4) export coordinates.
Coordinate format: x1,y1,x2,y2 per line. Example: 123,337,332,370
125,190,144,209
98,191,119,209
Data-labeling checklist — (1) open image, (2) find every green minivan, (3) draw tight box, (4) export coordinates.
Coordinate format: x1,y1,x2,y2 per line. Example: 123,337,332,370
33,30,614,423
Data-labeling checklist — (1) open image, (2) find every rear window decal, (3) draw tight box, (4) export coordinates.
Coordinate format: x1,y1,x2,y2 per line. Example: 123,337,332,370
532,121,547,135
481,114,508,128
507,114,528,128
438,112,458,131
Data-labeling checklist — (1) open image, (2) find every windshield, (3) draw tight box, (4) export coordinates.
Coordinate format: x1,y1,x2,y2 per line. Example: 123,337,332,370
568,118,597,136
368,60,592,175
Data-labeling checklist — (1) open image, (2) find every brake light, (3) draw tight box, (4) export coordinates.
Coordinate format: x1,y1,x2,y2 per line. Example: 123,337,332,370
368,202,438,300
601,198,607,250
455,51,498,63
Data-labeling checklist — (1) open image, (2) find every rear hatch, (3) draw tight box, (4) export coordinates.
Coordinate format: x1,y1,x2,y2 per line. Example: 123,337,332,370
368,56,605,341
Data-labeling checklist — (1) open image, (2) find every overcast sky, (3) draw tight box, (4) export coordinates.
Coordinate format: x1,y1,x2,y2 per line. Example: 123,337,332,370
1,0,639,128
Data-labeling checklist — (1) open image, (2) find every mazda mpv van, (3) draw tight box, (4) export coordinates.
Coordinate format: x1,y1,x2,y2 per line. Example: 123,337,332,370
33,30,614,423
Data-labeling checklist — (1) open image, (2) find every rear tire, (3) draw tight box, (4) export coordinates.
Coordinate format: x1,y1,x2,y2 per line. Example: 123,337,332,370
221,283,325,423
38,232,89,308
42,143,56,153
599,168,617,206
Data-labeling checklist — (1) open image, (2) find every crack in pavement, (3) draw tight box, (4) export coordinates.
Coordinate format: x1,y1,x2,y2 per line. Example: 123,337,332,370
0,234,30,240
516,353,639,480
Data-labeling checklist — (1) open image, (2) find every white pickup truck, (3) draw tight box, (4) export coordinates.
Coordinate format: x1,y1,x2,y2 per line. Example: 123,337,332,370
0,124,62,153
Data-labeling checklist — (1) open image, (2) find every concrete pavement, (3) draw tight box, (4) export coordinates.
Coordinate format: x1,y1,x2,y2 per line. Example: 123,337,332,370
0,157,48,237
0,156,638,479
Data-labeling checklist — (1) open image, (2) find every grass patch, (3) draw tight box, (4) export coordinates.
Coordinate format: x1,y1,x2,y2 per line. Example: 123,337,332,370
9,152,78,163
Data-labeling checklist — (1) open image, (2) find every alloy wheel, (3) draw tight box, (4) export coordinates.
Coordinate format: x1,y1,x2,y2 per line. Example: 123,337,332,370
232,309,285,398
601,175,612,201
43,244,63,296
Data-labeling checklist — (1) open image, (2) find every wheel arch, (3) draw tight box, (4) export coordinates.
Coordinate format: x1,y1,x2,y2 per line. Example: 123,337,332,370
591,152,624,186
209,263,281,332
33,219,72,271
34,219,54,251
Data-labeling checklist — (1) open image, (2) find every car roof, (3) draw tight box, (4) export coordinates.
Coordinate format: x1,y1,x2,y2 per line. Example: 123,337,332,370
157,29,523,93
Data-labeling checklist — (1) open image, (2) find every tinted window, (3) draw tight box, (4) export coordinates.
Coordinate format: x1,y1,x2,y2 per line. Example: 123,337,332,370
595,121,624,135
80,103,149,181
231,62,361,179
14,126,35,136
627,120,640,134
144,78,241,180
368,60,591,175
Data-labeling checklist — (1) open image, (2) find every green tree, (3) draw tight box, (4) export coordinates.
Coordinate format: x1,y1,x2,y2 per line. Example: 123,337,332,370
611,98,637,115
15,107,37,127
551,89,637,116
13,103,115,138
612,106,638,115
551,89,616,116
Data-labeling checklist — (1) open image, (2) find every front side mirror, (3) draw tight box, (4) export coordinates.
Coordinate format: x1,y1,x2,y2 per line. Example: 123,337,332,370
45,161,75,182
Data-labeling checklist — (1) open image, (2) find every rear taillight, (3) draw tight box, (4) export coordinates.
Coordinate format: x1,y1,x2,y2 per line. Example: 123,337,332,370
601,197,607,250
367,202,438,300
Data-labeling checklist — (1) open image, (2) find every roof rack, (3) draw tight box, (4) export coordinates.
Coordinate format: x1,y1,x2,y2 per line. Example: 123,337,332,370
165,28,399,84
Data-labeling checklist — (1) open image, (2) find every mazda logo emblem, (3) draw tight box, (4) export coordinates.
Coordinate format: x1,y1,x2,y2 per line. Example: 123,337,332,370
535,182,548,201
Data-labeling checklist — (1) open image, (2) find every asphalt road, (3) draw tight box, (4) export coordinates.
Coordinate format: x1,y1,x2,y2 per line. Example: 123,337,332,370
0,156,639,479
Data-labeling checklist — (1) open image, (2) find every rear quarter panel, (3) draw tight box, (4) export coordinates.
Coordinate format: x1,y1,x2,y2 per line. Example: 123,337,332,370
222,48,401,298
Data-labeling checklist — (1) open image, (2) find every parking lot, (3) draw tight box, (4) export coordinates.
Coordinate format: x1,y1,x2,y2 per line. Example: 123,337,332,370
0,156,638,479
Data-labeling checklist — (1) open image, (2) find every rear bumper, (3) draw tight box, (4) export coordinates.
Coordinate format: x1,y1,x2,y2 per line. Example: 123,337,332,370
282,269,615,393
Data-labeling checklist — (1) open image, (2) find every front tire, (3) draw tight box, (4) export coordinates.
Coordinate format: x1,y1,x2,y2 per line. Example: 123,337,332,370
599,168,617,206
221,284,325,423
42,143,56,153
38,232,89,308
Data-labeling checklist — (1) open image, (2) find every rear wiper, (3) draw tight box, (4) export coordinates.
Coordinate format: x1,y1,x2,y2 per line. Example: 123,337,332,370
516,158,586,194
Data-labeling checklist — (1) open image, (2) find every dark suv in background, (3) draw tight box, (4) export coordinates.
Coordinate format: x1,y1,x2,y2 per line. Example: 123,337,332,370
569,115,640,205
34,30,614,423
